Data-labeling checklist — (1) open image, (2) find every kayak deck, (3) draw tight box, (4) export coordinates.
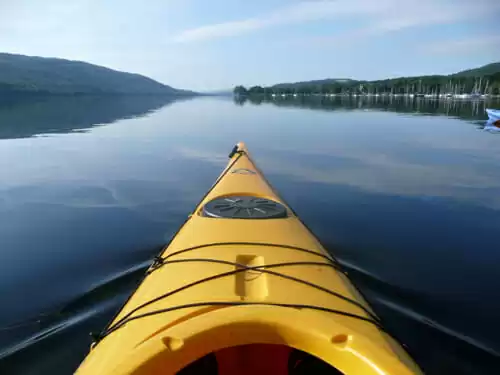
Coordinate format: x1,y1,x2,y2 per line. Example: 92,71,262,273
76,143,422,375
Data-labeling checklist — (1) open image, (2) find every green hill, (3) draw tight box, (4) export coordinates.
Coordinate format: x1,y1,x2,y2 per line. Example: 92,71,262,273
234,61,500,96
452,62,500,77
0,53,195,95
272,78,355,89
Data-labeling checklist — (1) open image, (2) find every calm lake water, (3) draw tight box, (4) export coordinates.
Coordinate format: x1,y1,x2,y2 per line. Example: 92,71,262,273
1,95,499,374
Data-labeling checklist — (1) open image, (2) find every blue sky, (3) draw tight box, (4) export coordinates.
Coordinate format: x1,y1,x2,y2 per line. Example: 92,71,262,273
1,0,499,91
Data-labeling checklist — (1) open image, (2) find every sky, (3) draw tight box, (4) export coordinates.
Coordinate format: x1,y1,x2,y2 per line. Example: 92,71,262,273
1,0,499,91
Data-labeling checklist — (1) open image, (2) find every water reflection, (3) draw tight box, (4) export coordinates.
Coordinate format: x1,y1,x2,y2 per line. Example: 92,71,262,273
235,94,499,123
0,95,188,139
1,96,500,374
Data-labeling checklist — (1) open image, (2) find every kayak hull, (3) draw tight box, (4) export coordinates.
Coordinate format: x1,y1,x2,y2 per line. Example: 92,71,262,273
76,143,422,375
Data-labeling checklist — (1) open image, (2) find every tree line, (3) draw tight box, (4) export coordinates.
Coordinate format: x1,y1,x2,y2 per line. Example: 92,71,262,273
234,73,500,96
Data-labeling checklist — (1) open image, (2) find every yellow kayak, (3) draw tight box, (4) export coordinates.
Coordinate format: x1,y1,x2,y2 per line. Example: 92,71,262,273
76,142,422,375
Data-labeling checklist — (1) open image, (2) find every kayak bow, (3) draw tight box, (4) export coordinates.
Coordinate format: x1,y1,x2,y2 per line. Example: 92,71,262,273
76,142,422,375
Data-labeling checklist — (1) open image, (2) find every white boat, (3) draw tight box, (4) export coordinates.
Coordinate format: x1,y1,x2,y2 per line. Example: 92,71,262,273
486,108,500,123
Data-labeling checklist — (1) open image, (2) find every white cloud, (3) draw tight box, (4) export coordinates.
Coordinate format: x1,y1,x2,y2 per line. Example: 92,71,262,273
171,0,392,43
170,18,271,43
171,0,499,44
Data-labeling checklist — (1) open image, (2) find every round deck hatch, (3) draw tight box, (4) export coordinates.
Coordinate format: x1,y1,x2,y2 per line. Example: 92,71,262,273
202,196,287,219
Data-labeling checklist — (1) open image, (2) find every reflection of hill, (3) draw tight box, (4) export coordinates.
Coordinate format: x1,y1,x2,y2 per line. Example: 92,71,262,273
236,95,500,122
0,95,187,139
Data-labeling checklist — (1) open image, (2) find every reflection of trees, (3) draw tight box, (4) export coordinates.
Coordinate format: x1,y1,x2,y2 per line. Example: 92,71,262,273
236,95,499,122
232,95,264,105
233,95,247,106
248,96,264,105
0,95,188,139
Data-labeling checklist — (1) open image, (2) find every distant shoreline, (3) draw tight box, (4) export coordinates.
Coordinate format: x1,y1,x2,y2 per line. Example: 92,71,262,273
235,92,500,100
233,62,500,99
